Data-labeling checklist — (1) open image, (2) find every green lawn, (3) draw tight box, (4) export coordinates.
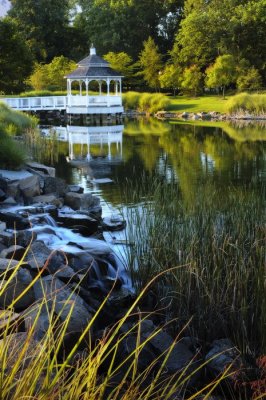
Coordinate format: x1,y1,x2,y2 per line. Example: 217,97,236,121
167,95,231,113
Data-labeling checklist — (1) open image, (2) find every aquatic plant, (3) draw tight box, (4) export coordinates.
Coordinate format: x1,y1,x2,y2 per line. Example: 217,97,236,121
122,177,266,356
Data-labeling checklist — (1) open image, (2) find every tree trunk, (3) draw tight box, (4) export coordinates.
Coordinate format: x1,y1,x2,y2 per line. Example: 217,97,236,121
222,86,225,99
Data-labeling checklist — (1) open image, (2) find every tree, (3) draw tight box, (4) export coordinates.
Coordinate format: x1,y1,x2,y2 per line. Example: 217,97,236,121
236,67,262,91
172,0,266,83
205,55,236,98
103,52,134,87
75,0,183,59
138,37,163,91
159,64,182,95
8,0,85,62
181,65,203,96
27,56,76,91
0,17,33,93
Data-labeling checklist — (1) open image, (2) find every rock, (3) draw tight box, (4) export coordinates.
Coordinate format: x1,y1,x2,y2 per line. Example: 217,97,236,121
0,267,35,310
32,194,59,204
0,221,6,232
69,253,99,275
6,181,20,200
25,241,65,273
64,192,100,211
53,265,79,283
181,112,189,118
57,212,98,236
23,302,51,340
19,175,40,199
67,185,84,194
142,326,200,383
0,258,26,276
16,230,37,248
0,211,31,230
43,176,67,196
0,188,7,202
101,216,126,231
0,245,26,260
0,310,23,335
33,276,93,334
1,196,17,205
0,332,41,370
0,176,8,191
25,162,56,177
205,339,244,383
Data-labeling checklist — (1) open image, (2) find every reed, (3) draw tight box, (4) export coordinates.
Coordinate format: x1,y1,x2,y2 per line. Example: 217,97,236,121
122,177,266,355
0,252,235,400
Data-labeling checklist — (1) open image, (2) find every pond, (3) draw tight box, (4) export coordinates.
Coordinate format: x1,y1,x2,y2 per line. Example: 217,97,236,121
43,118,265,214
34,117,266,352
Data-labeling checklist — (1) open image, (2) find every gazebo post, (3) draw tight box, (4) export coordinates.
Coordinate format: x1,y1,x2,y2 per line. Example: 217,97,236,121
85,79,89,107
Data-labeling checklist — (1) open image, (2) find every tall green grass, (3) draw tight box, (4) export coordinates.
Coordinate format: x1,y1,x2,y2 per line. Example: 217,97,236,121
123,177,266,355
0,251,237,399
226,93,266,115
0,103,38,168
123,92,170,114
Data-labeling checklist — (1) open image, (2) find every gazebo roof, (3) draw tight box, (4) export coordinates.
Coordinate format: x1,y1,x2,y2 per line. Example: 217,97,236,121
66,46,122,79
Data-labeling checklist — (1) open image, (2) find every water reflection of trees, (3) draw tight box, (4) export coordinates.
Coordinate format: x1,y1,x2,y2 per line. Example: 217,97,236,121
100,122,265,209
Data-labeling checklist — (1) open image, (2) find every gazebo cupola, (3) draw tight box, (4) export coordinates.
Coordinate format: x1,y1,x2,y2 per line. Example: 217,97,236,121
65,45,124,115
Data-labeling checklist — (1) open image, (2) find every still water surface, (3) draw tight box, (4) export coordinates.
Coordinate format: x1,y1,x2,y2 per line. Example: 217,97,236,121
46,118,265,219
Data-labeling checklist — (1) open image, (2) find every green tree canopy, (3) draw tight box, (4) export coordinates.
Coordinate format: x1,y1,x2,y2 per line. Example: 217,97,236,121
172,0,266,82
75,0,183,59
205,54,236,98
8,0,86,62
138,37,163,90
103,51,134,87
0,17,33,93
181,65,203,96
27,56,76,91
159,64,182,95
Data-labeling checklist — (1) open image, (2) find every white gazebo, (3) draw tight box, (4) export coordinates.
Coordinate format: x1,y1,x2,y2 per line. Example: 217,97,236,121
66,45,124,115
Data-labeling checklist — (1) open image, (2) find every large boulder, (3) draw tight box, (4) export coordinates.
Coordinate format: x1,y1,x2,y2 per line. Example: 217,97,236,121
25,241,65,273
33,276,93,334
0,245,26,260
0,229,36,248
57,212,98,236
26,161,56,178
43,176,67,196
19,175,40,199
64,192,100,211
0,211,31,230
0,267,35,310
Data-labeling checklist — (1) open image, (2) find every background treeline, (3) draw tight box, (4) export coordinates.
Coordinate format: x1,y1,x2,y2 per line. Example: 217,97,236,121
0,0,265,95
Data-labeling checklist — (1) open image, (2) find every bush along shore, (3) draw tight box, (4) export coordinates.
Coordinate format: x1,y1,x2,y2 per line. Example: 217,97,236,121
0,163,265,398
144,92,266,121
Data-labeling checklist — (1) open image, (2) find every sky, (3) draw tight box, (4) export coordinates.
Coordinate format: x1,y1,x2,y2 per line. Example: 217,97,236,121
0,0,10,17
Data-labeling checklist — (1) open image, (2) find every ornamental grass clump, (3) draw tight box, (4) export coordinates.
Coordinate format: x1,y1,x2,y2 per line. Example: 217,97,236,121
123,92,170,114
226,93,266,115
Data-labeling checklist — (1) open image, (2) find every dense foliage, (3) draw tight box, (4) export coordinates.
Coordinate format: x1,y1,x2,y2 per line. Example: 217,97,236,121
0,103,37,168
0,0,265,93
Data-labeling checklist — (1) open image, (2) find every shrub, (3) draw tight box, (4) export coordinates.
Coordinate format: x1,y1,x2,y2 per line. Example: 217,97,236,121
0,102,37,135
123,92,170,114
0,131,26,168
226,93,266,115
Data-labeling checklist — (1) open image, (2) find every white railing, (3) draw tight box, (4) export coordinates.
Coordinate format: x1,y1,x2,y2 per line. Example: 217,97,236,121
1,96,66,110
1,94,122,111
